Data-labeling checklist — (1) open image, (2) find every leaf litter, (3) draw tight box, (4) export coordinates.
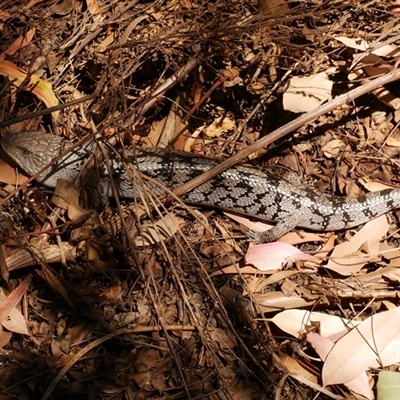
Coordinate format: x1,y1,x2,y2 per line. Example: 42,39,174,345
2,1,400,399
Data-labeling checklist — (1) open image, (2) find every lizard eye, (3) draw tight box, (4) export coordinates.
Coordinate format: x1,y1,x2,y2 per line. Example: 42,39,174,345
17,146,31,155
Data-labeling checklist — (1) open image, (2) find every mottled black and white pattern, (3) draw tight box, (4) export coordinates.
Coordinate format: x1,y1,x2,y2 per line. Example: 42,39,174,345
4,131,400,242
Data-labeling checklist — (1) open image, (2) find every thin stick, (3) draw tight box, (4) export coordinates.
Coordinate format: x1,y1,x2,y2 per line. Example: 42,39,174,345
172,69,400,197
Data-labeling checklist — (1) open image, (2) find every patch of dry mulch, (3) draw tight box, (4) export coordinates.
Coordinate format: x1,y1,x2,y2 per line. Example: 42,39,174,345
0,0,400,399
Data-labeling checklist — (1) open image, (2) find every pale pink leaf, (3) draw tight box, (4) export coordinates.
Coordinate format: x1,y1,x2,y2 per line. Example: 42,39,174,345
308,333,373,399
377,337,400,367
307,332,333,359
245,242,317,271
323,307,400,386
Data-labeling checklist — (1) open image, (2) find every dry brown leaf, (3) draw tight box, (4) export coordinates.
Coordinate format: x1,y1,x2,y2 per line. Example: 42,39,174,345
45,52,63,73
101,282,123,301
0,278,30,335
0,10,11,21
52,0,75,16
323,306,400,386
134,213,180,246
280,354,319,384
0,278,29,323
377,242,400,267
158,94,187,147
24,0,51,10
86,0,103,15
0,328,12,348
2,310,28,335
224,212,274,232
258,0,289,16
280,232,326,245
182,126,205,153
210,264,273,277
386,136,400,147
359,178,395,192
321,139,346,159
68,324,92,345
335,36,400,57
145,94,188,147
269,309,359,340
146,117,167,147
382,269,400,285
250,269,307,294
325,215,389,275
131,372,153,391
0,159,29,185
225,213,325,245
51,179,88,220
208,327,237,350
3,28,35,56
204,115,235,138
0,289,28,335
283,72,333,113
254,292,316,313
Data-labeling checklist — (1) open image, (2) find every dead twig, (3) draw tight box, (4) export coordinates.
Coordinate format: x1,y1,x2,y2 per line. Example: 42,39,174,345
172,68,400,198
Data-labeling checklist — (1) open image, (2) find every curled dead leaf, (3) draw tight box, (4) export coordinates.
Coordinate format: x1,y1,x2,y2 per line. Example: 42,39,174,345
0,60,59,120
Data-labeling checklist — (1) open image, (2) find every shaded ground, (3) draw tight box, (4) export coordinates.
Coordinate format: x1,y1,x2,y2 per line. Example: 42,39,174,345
0,0,399,399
